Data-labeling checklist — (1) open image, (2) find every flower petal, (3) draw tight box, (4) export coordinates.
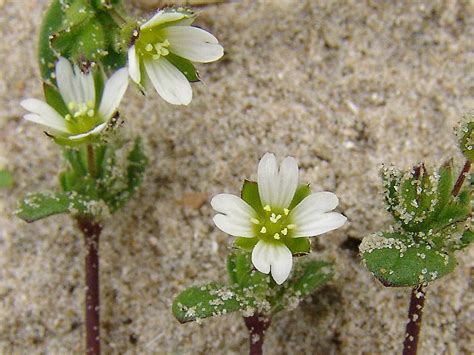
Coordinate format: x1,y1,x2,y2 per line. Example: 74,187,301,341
68,122,108,140
290,192,340,220
128,46,141,84
55,57,76,105
141,10,192,30
257,153,298,209
144,58,192,105
292,212,347,238
21,99,69,133
251,240,293,284
162,26,224,63
98,67,129,120
211,193,256,237
276,156,298,208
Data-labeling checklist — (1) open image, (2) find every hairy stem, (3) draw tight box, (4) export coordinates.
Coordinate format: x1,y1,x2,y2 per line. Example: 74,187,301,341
243,314,271,355
451,160,471,197
402,285,426,355
78,218,103,355
86,144,96,178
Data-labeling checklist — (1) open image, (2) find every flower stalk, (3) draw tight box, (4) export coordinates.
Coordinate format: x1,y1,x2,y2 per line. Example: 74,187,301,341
77,217,103,355
243,314,271,355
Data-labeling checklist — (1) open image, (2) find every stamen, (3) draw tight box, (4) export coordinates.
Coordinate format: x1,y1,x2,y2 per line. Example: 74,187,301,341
273,233,280,240
65,114,72,121
145,43,154,51
287,224,296,229
87,109,94,117
281,228,288,236
284,208,290,216
263,205,271,212
68,102,76,110
250,218,260,225
260,226,267,233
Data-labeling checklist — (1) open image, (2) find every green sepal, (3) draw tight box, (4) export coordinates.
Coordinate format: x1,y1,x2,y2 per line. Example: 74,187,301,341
241,180,263,215
166,53,200,82
43,83,69,116
16,191,90,222
289,184,312,209
172,283,243,323
271,260,334,313
234,237,258,251
361,232,457,287
0,170,14,188
457,111,474,161
286,237,311,255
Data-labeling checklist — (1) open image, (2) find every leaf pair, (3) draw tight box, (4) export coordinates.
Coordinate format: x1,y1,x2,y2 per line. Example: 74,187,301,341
17,138,147,222
39,0,126,81
172,251,334,323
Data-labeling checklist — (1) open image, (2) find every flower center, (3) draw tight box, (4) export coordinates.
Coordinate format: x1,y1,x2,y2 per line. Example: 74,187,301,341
65,100,101,134
144,39,170,60
251,205,296,243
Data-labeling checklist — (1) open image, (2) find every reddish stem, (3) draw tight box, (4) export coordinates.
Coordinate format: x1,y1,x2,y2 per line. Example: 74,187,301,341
402,285,426,355
78,218,102,355
243,314,271,355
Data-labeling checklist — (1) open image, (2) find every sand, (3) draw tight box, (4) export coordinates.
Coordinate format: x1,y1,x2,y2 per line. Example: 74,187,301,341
0,0,473,353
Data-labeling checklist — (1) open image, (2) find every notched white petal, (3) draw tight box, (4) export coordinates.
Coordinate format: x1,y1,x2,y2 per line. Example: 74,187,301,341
98,67,129,120
251,240,293,284
211,193,256,237
144,58,192,105
21,98,69,133
163,26,224,63
257,153,278,207
293,212,347,238
128,46,141,84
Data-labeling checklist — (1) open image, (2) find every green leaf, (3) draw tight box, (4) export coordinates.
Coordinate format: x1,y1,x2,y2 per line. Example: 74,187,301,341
457,229,474,250
241,180,263,216
0,170,14,188
271,260,334,313
38,0,64,80
166,53,200,82
172,283,243,323
16,191,89,222
361,232,457,287
289,184,312,209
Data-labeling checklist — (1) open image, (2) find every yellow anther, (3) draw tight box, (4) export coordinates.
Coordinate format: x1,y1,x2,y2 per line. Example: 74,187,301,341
65,114,72,121
163,39,170,46
86,100,95,109
273,233,280,240
287,224,296,229
145,43,154,51
68,102,76,110
250,218,260,225
263,205,271,212
87,109,94,117
281,228,288,236
160,48,169,56
152,54,161,60
260,226,267,233
284,208,290,216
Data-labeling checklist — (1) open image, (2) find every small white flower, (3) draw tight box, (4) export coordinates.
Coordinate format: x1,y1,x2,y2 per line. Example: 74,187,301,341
211,153,347,285
128,9,224,105
21,57,129,144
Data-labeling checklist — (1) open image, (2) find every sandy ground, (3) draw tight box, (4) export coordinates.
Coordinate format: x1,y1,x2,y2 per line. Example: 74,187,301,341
1,0,473,353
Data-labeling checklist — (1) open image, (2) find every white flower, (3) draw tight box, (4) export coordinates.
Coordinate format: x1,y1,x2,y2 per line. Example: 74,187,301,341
21,57,129,144
211,153,347,285
128,9,224,105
